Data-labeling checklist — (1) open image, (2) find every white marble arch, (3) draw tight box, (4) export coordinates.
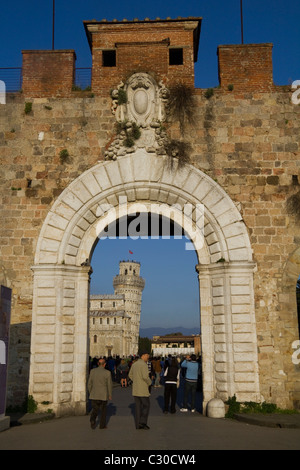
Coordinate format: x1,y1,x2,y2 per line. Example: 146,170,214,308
30,150,260,417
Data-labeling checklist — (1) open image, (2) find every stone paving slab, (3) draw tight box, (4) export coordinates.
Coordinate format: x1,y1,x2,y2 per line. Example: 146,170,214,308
1,385,300,450
234,413,300,429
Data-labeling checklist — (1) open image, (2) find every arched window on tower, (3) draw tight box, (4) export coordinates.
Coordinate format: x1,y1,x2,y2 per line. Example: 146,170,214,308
107,318,109,325
94,335,97,343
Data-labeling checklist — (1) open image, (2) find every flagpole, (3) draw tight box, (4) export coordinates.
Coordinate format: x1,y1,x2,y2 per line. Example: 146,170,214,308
240,0,244,44
52,0,55,50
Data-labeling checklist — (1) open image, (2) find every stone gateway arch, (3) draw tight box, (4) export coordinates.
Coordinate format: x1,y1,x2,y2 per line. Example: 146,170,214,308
30,151,259,416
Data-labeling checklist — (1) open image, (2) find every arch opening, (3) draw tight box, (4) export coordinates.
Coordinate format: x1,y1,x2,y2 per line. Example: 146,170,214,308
30,153,259,417
89,213,201,348
88,212,203,410
282,247,300,343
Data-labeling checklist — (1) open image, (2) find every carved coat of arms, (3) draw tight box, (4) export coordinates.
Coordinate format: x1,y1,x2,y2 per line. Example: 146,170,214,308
105,73,169,160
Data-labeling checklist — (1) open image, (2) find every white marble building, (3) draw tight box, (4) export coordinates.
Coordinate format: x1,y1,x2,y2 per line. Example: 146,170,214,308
89,261,145,357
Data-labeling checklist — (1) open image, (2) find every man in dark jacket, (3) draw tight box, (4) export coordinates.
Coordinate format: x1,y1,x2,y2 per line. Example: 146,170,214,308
88,358,113,429
163,356,180,414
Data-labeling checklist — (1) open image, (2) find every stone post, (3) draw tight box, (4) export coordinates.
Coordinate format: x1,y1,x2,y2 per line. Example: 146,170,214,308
197,261,260,413
29,264,91,417
0,286,11,431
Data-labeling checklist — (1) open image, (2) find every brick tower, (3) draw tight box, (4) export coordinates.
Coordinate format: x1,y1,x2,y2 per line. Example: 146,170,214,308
83,17,202,94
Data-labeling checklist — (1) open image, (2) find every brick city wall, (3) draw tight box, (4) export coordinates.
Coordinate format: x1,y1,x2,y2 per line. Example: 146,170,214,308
0,18,299,409
22,50,76,98
218,44,274,92
1,83,299,408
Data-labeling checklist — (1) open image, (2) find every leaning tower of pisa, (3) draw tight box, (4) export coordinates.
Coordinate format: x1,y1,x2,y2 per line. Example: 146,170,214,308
113,261,145,355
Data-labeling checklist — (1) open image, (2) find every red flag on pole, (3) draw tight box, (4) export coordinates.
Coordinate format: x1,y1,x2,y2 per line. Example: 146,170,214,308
129,250,133,254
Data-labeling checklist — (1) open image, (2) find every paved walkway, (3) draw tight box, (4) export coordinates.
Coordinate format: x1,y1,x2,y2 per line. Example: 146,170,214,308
1,383,300,451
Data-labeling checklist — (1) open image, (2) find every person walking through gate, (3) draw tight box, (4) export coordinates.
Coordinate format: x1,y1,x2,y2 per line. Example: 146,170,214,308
163,356,180,414
118,359,129,387
128,351,152,430
88,357,112,429
153,356,162,387
180,354,199,413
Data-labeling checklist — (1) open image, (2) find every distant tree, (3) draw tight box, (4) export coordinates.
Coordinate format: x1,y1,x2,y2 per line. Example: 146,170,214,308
165,332,183,337
138,336,151,354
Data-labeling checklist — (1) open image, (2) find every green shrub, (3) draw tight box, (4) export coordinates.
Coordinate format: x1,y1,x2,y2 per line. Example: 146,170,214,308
24,102,32,114
116,120,141,148
131,122,141,140
204,88,214,99
124,137,135,148
117,89,128,105
225,395,241,418
59,149,70,163
26,395,38,414
225,395,299,418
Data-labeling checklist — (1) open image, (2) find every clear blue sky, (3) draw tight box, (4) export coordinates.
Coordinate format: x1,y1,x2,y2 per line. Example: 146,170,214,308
0,0,299,87
1,1,299,329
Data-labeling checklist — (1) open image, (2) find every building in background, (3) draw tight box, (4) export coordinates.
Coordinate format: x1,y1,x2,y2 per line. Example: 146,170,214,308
89,261,145,357
151,334,201,357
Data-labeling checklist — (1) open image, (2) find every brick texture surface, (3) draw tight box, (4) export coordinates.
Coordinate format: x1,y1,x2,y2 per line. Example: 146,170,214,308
22,50,76,98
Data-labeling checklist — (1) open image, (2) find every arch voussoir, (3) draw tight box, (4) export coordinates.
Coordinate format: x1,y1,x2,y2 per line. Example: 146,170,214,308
36,152,252,266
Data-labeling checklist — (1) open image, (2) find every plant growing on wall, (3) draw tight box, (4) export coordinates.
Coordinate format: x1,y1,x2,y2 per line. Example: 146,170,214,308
24,102,32,114
163,84,196,170
204,88,214,99
26,394,38,413
117,88,128,105
286,191,300,222
59,148,70,164
116,120,141,148
167,84,196,136
165,139,191,169
110,87,128,106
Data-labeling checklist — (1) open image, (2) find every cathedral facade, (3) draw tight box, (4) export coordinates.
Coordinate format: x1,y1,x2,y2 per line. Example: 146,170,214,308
89,261,145,357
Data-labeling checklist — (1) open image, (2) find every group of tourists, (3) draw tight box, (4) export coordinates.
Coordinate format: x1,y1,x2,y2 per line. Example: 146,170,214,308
88,352,202,430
